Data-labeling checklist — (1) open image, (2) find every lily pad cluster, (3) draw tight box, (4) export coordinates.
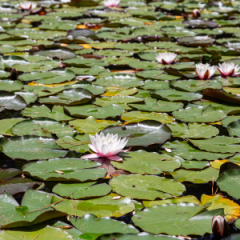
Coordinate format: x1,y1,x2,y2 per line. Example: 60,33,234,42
1,0,240,239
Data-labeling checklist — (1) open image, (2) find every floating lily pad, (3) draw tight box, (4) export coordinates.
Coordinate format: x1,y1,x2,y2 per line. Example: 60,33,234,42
52,194,135,218
129,98,183,112
171,167,219,183
0,226,73,239
19,69,76,84
132,204,223,235
121,111,174,124
168,122,219,139
0,118,24,136
173,104,227,123
112,150,181,174
0,136,68,160
0,178,42,195
0,189,64,228
170,80,222,92
163,141,233,160
102,120,171,147
39,88,94,106
217,169,240,199
56,135,90,153
22,105,73,121
65,104,125,119
0,91,27,112
190,136,240,153
0,80,23,92
109,174,185,200
70,214,138,240
53,182,111,199
23,158,106,182
69,116,121,134
12,118,74,138
152,89,203,102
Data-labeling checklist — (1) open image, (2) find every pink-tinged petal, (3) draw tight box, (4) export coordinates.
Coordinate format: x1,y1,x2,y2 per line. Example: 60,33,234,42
108,155,123,161
122,147,131,152
81,153,99,159
88,144,98,153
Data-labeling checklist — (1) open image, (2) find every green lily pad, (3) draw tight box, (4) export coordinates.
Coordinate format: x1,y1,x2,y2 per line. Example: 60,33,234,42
195,100,240,115
109,174,185,200
0,168,21,181
129,98,183,112
227,119,240,137
65,81,106,95
163,141,233,160
53,182,111,199
94,96,143,109
136,70,179,81
0,226,73,239
12,118,74,138
0,136,68,160
0,118,24,136
173,104,227,123
217,169,240,199
170,80,222,92
0,91,27,112
22,105,73,121
32,46,76,59
56,135,90,153
65,104,125,119
52,194,135,218
171,167,219,183
0,80,23,92
0,189,64,228
15,92,37,104
19,69,75,84
0,178,42,195
112,150,181,174
99,233,182,240
95,74,144,88
121,111,174,124
70,214,138,240
152,89,202,102
39,88,94,106
190,136,240,153
102,120,171,147
69,116,121,134
222,116,240,127
132,204,223,235
23,158,106,182
168,122,219,139
143,80,170,90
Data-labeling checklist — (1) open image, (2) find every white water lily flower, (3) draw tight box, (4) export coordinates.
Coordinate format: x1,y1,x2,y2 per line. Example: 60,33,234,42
217,62,240,77
81,132,128,161
195,63,215,80
103,0,120,7
156,52,177,64
19,1,37,10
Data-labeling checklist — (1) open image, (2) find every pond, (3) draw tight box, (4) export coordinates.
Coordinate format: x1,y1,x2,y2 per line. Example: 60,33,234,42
0,0,240,239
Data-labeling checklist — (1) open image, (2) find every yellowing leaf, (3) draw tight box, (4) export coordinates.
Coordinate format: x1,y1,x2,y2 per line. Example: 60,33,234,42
211,160,228,169
79,44,92,49
28,81,77,88
201,194,240,223
77,24,87,29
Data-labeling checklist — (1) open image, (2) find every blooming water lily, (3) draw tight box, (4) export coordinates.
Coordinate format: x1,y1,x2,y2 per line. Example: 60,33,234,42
19,1,37,10
195,63,215,80
217,62,240,77
156,52,177,64
103,0,120,7
81,132,128,161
